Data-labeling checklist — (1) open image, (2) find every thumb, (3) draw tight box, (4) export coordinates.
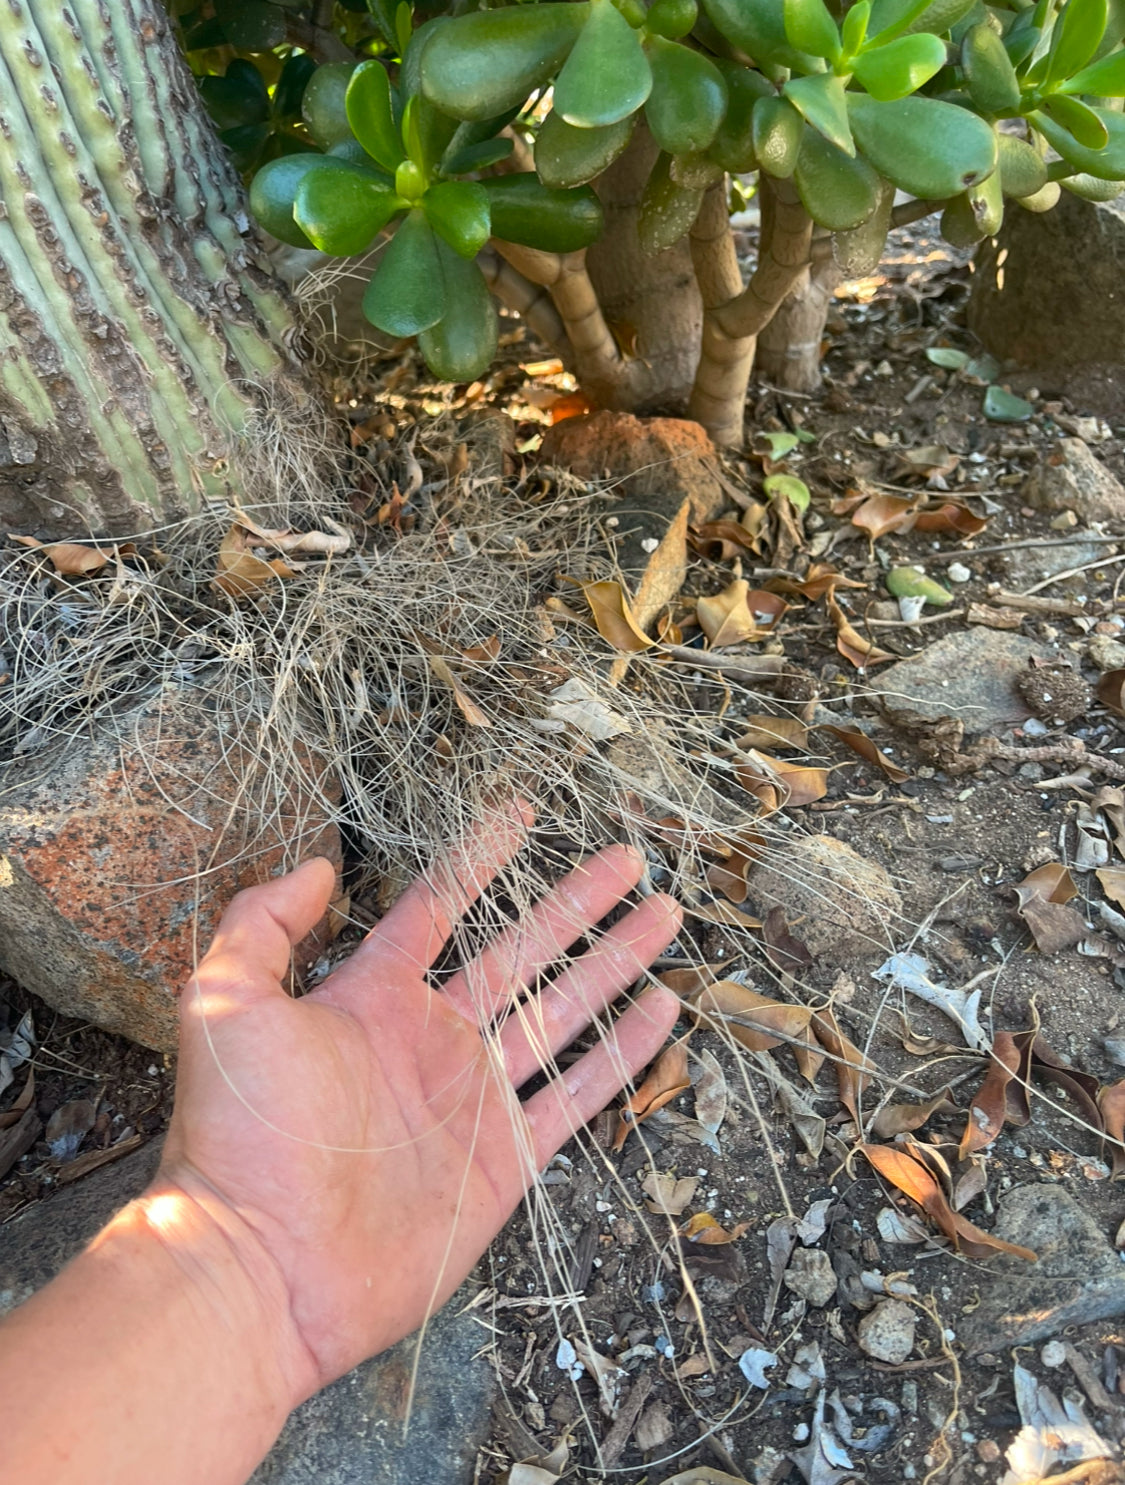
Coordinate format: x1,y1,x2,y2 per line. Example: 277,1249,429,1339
185,858,338,1011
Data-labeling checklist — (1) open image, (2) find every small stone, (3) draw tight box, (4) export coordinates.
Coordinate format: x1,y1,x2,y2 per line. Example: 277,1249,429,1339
857,1299,917,1364
783,1248,837,1308
878,630,1046,737
1041,1339,1067,1367
976,1440,1002,1463
947,562,972,583
1024,438,1125,525
1089,635,1125,673
745,836,901,964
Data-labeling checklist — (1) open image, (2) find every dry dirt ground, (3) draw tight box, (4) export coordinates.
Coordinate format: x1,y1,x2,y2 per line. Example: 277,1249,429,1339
5,222,1125,1485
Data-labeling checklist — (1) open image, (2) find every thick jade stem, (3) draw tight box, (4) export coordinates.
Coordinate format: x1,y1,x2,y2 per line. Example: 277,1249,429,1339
0,0,304,537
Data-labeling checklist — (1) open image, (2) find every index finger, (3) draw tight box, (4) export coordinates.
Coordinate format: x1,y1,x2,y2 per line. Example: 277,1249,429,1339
356,797,535,974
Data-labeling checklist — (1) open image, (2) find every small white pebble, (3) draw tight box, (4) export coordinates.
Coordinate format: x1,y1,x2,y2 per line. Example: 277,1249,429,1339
793,1423,810,1442
147,1065,159,1077
640,537,659,553
1041,1339,1067,1367
947,562,972,583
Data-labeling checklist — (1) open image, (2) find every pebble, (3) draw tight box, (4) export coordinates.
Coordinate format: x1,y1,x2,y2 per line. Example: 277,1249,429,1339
947,562,972,583
784,1248,838,1308
857,1299,917,1364
1041,1339,1067,1367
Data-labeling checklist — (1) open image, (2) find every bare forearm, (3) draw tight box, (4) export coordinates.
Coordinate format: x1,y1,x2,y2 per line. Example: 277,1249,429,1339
0,1178,312,1485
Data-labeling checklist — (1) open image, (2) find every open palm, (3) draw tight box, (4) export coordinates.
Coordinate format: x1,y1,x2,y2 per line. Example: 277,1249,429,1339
158,803,681,1395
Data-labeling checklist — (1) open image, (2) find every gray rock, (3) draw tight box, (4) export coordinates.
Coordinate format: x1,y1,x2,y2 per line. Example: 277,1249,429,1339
1000,538,1112,590
960,1184,1125,1355
1024,439,1125,526
0,1146,494,1484
1088,634,1125,673
876,630,1046,737
969,192,1125,371
857,1299,916,1364
783,1247,837,1308
744,834,902,962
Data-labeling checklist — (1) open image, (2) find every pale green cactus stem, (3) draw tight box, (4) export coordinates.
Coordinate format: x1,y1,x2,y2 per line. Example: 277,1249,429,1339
0,0,302,537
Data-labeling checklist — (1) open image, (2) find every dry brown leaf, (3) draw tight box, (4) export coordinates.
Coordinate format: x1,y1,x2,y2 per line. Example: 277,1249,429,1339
233,511,351,555
10,534,112,574
820,724,909,783
0,1068,35,1131
1015,862,1086,953
826,591,896,670
214,526,293,597
631,498,689,635
684,900,764,930
960,1032,1025,1157
661,1470,749,1485
770,562,867,601
734,751,828,811
674,1353,712,1381
894,444,961,482
762,906,813,976
1097,868,1125,911
838,491,918,538
564,577,653,652
913,503,988,536
811,1007,873,1126
1099,1079,1125,1178
641,1170,698,1215
679,1212,750,1245
657,964,730,999
689,520,762,562
423,651,492,728
696,580,786,648
871,1087,957,1140
692,980,815,1054
735,715,809,751
1098,669,1125,719
613,1039,691,1149
860,1143,1037,1261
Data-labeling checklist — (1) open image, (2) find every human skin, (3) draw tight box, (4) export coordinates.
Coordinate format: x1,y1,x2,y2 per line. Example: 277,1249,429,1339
0,803,682,1485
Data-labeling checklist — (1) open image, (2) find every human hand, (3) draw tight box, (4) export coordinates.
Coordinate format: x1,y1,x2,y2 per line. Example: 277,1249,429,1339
156,803,682,1402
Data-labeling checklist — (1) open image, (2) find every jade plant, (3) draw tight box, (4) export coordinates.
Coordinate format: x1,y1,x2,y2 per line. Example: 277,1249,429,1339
186,0,1125,445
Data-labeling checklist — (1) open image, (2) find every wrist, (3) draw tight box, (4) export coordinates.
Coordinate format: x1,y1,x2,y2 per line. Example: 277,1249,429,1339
106,1170,319,1418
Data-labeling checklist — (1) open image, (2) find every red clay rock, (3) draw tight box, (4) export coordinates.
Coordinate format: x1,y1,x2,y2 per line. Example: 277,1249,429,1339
0,690,341,1050
539,410,725,523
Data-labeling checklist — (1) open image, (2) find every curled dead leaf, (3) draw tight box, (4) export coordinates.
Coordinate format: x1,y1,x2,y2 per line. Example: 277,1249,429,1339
1014,862,1086,954
735,714,808,751
641,1170,698,1215
233,511,351,555
10,534,111,574
696,580,786,648
689,520,761,562
871,1088,957,1141
1099,1079,1125,1178
1097,868,1125,912
821,724,909,783
762,906,813,976
613,1039,691,1149
563,577,653,652
214,526,294,597
960,1032,1026,1157
860,1143,1037,1261
1098,669,1125,719
826,591,896,670
679,1212,750,1245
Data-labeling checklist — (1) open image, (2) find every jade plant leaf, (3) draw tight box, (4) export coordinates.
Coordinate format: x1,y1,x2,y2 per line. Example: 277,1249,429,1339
301,62,358,149
423,180,491,258
886,566,953,605
783,0,841,57
794,128,881,226
1061,47,1125,93
346,61,405,173
534,110,635,187
554,0,652,128
249,153,322,248
638,151,705,252
753,95,806,176
483,174,604,251
784,72,854,154
961,24,1021,114
983,385,1034,421
1046,0,1108,87
418,243,498,382
293,160,402,257
1044,93,1110,148
363,208,446,336
199,60,270,131
645,37,728,155
848,93,998,197
701,0,813,69
419,4,588,121
1031,103,1125,177
854,33,947,101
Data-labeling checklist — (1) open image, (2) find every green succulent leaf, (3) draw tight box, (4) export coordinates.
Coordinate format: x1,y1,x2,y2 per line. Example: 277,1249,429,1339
841,0,872,56
996,131,1049,196
939,166,1003,244
848,92,998,197
483,173,605,252
422,180,491,258
1046,0,1108,86
199,60,270,131
363,208,446,337
961,23,1021,113
638,150,705,252
214,0,286,50
983,384,1034,420
647,0,700,38
763,473,811,510
302,62,359,150
833,178,894,272
671,151,726,187
1031,101,1125,174
707,65,772,171
442,137,515,175
784,0,842,57
534,110,636,186
418,245,499,384
1061,46,1125,93
701,0,816,70
293,159,403,257
419,4,588,122
554,0,652,127
853,32,946,100
868,0,976,42
1044,92,1110,147
1002,10,1043,68
1016,179,1062,208
273,52,317,122
753,94,806,176
886,567,953,605
247,155,331,249
645,37,729,155
345,61,405,173
794,127,881,225
1059,169,1125,197
784,72,854,154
